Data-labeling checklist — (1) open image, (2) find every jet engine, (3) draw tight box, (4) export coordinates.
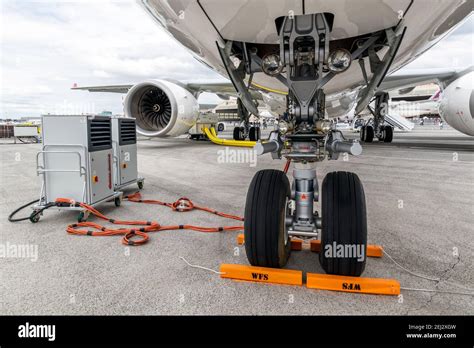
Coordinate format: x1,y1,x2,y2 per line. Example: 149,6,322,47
439,73,474,136
124,79,199,137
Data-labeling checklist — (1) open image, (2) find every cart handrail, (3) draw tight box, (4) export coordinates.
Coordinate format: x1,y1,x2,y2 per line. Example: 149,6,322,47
36,150,86,176
42,144,88,151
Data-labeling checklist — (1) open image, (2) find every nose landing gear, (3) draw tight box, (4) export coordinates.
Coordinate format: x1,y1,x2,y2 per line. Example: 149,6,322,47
244,12,368,277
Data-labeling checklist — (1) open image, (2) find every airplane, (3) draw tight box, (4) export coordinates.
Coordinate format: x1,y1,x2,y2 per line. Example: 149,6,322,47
73,0,473,277
389,88,441,119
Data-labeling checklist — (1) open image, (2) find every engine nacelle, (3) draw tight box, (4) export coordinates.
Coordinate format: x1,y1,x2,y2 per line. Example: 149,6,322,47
124,79,199,137
439,73,474,136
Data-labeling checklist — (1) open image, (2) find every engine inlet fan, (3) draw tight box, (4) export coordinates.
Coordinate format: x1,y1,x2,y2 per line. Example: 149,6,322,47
138,87,172,131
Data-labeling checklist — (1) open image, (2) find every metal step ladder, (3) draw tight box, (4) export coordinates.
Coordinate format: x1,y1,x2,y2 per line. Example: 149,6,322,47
385,113,415,131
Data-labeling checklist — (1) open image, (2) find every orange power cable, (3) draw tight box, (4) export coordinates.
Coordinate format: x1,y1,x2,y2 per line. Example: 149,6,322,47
58,192,244,246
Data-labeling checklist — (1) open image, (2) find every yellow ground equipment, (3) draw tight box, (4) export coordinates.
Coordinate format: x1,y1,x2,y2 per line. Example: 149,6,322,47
202,127,256,147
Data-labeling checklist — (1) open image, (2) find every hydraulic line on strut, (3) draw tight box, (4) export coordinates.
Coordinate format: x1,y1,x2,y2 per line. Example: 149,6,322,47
283,158,292,174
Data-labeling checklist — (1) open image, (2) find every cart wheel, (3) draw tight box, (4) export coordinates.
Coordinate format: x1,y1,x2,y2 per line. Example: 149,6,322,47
138,181,144,190
29,210,41,223
114,196,122,207
77,211,86,222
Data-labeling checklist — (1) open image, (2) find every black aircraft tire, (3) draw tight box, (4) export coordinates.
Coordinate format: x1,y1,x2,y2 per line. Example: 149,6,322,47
319,171,367,277
233,127,244,141
364,125,374,143
383,126,394,143
244,170,291,268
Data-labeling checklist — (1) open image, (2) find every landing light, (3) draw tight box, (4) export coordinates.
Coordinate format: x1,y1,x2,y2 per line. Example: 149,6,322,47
278,120,289,134
315,120,331,133
261,54,283,76
327,49,352,73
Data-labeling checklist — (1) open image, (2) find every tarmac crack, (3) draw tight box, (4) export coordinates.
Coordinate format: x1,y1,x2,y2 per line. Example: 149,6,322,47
408,255,461,314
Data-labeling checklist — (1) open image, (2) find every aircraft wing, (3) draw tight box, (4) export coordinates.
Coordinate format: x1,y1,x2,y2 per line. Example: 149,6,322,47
380,66,473,92
185,82,236,95
72,81,235,95
71,84,133,93
71,80,264,101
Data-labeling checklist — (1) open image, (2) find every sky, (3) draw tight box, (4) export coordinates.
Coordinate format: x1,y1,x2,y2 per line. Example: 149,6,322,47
0,0,472,118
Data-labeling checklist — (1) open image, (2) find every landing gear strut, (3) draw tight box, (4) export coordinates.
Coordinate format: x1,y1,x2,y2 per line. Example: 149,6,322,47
244,13,368,276
360,92,394,143
232,98,261,141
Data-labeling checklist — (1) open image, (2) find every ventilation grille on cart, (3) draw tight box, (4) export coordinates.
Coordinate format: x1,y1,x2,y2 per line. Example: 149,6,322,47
119,119,137,145
88,118,112,151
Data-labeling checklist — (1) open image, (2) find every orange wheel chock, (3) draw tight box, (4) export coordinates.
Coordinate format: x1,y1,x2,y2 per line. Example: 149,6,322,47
220,264,303,286
291,239,303,251
310,239,321,252
306,273,400,296
231,236,394,296
310,240,383,258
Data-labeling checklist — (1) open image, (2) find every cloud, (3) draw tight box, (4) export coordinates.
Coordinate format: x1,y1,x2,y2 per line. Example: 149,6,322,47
0,1,472,117
92,70,114,79
0,0,223,117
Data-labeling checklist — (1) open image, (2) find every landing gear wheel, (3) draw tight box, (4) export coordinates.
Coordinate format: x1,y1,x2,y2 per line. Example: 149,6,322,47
233,127,245,141
377,126,385,141
244,169,291,268
248,127,261,141
138,180,144,190
217,123,225,132
360,125,374,143
29,210,41,223
114,196,122,207
319,171,367,277
383,125,393,143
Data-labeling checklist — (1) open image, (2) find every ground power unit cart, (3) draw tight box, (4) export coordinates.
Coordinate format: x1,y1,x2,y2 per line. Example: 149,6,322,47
32,115,126,222
111,116,144,191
